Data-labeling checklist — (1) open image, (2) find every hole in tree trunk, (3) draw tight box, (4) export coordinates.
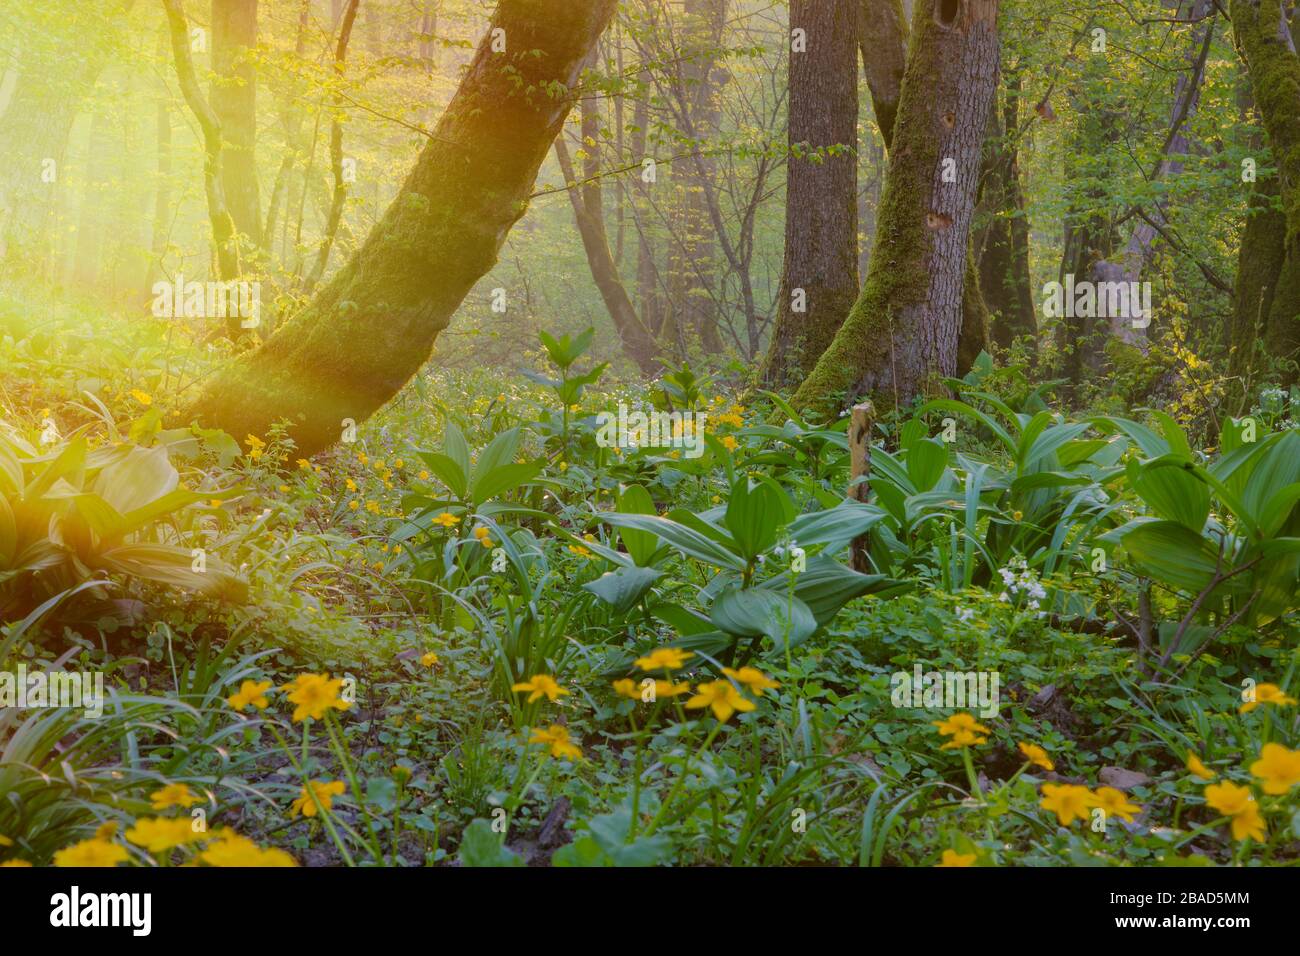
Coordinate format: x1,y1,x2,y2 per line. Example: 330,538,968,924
937,0,960,25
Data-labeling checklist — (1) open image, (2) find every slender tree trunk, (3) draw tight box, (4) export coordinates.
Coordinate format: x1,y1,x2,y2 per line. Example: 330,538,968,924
759,0,859,388
211,0,262,253
1232,0,1300,378
792,0,1001,417
554,95,660,374
305,0,360,290
974,69,1036,349
858,0,909,149
186,0,619,455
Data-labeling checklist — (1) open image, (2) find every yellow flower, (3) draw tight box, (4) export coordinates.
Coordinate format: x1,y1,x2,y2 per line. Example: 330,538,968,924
1039,783,1093,826
567,543,592,558
245,434,266,460
512,674,568,703
473,526,490,540
432,511,460,528
346,478,358,491
1204,780,1254,817
0,834,10,847
200,832,297,867
94,821,118,840
0,860,32,867
365,500,381,514
291,780,346,818
1018,742,1054,771
933,713,989,748
282,673,351,722
393,459,404,469
1249,743,1300,795
612,678,641,700
1240,682,1297,713
936,848,976,867
651,679,692,698
480,537,496,549
130,389,153,406
1186,752,1215,780
150,783,201,811
125,817,205,853
686,680,756,722
53,838,128,867
227,679,272,712
721,435,739,451
634,647,694,672
722,666,780,696
357,452,368,464
716,412,744,427
348,499,360,511
297,458,311,469
419,470,430,480
530,724,583,760
420,652,439,668
1230,801,1266,842
1092,787,1140,823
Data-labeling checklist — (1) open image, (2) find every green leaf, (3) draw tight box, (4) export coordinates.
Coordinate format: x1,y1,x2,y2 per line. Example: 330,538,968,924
1120,520,1221,594
458,818,525,867
760,554,907,625
600,512,746,572
616,484,659,566
906,438,948,493
583,566,661,615
710,587,817,649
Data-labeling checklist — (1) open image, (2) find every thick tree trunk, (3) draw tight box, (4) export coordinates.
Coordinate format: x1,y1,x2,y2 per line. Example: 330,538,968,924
211,0,263,253
792,0,1001,418
1232,0,1300,377
760,0,859,389
186,0,618,456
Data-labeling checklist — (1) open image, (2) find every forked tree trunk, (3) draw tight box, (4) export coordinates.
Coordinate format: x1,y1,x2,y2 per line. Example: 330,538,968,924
186,0,618,455
793,0,1000,418
760,0,860,388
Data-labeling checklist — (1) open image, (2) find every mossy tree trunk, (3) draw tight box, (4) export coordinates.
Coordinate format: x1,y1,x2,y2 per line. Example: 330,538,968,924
792,0,1001,418
1232,0,1300,379
974,69,1037,350
186,0,618,456
759,0,860,389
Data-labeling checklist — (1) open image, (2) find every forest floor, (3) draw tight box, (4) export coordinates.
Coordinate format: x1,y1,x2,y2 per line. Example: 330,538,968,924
1,279,1297,868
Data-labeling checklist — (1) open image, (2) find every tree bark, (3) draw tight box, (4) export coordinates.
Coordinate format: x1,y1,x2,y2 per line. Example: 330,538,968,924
858,0,909,149
186,0,618,456
792,0,1001,418
211,0,263,253
1232,0,1300,378
760,0,860,389
554,95,660,374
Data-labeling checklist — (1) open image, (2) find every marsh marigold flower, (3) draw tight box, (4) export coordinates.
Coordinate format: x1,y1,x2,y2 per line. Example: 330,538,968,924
1186,752,1215,780
1018,742,1054,772
722,666,780,696
1092,787,1140,823
432,511,459,528
421,652,439,668
125,817,205,853
933,713,989,749
282,673,351,722
1039,783,1093,826
634,647,694,672
1240,682,1296,713
686,680,756,722
530,724,582,760
150,783,201,811
53,838,128,868
200,832,297,868
227,679,272,712
612,678,641,700
512,674,568,703
1249,743,1300,795
936,849,976,867
1204,781,1266,841
291,780,346,818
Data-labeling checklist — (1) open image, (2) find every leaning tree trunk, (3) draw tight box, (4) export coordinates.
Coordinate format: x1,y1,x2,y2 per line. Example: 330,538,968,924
792,0,1000,418
759,0,859,389
186,0,618,456
211,0,263,254
1232,0,1300,378
554,94,660,374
